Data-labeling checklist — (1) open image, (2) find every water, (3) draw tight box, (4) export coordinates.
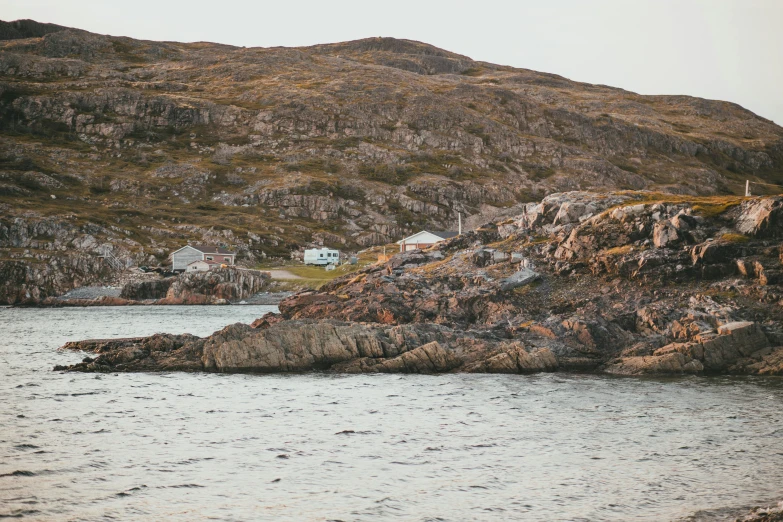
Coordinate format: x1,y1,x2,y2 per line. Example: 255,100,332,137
1,307,782,521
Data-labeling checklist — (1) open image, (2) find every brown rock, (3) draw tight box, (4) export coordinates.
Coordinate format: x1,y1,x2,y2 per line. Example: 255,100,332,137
701,321,770,370
735,196,783,238
604,353,704,375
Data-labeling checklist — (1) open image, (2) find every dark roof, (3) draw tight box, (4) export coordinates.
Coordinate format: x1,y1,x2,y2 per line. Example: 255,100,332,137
430,231,459,239
190,244,235,255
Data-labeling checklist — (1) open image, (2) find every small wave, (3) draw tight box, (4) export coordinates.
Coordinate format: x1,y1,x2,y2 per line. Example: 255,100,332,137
0,509,41,518
0,470,36,478
13,444,40,450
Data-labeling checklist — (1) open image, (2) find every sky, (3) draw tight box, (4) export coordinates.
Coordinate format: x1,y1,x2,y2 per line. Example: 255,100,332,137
4,0,782,125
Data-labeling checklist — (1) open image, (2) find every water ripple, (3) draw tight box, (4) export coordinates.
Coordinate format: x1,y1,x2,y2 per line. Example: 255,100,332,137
1,306,783,521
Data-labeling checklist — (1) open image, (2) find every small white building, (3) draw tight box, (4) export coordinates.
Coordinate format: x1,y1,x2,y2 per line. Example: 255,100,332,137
397,231,458,252
304,247,340,266
186,260,223,272
171,244,236,272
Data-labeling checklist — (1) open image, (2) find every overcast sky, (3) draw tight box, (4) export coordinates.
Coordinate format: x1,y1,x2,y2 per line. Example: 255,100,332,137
5,0,782,125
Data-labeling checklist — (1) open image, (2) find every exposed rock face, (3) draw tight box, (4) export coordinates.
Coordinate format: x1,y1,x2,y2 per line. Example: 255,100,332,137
0,255,114,305
603,321,782,376
58,320,533,374
119,277,174,300
735,196,783,238
160,267,270,304
114,267,272,304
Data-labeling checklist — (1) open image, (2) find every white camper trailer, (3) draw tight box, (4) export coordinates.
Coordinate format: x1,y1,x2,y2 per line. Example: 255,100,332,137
304,248,340,266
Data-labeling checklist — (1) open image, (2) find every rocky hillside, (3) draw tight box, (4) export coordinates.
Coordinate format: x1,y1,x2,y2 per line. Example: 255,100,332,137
2,20,783,302
58,191,783,376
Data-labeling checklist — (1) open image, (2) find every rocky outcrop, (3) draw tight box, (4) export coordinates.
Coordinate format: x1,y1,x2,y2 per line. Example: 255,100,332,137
0,256,114,305
604,321,783,376
735,502,783,522
56,191,783,376
160,267,270,304
58,320,528,374
735,196,783,238
119,277,174,300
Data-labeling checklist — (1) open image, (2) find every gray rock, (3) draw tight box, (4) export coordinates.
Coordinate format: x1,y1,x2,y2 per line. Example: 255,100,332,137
653,220,680,248
500,268,539,291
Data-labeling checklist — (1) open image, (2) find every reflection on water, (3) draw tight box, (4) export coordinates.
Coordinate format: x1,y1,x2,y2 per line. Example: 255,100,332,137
1,306,782,521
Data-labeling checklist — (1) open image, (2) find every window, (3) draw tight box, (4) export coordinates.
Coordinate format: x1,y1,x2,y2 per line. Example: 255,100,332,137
224,257,230,262
206,256,213,261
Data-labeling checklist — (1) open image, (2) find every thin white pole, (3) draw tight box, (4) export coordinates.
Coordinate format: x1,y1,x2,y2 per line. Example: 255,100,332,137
745,180,751,197
458,213,462,235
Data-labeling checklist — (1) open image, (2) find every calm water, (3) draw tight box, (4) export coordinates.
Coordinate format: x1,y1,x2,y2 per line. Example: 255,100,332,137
1,306,782,521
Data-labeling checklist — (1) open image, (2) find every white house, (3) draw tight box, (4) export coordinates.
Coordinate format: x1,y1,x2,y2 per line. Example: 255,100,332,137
397,231,458,252
304,247,340,266
171,244,236,271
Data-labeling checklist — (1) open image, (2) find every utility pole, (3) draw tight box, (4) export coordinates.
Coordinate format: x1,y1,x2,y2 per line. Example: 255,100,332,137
458,213,462,235
745,180,751,197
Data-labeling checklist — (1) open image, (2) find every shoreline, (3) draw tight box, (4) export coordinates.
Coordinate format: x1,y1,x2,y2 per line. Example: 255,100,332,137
50,191,783,379
8,291,290,308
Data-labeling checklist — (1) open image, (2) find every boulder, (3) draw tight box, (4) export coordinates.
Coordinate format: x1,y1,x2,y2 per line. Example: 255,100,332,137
691,241,740,265
500,268,539,291
671,213,696,231
735,196,783,238
604,352,704,375
701,321,769,370
653,220,680,248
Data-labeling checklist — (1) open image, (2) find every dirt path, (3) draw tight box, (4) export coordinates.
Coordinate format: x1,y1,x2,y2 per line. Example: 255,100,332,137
267,269,304,280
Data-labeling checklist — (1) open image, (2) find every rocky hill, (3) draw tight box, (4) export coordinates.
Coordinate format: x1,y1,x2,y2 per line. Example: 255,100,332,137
2,20,783,302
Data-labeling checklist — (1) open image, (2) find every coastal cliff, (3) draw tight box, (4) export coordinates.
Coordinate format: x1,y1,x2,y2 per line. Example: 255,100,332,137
58,190,783,376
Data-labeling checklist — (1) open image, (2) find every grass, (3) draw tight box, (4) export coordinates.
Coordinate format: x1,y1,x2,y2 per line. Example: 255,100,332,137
604,244,635,256
261,244,395,289
611,192,746,218
460,67,483,77
720,233,750,243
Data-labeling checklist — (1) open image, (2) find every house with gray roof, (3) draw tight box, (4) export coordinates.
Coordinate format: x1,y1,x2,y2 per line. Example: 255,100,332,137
170,244,236,271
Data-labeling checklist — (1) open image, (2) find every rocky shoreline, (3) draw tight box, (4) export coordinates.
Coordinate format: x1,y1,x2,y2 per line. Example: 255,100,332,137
14,267,275,307
55,191,783,377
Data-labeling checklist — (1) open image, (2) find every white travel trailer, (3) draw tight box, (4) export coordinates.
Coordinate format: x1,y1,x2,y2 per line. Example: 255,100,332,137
304,248,340,266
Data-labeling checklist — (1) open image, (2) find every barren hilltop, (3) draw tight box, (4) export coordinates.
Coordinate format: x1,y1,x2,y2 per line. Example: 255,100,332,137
1,19,782,302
